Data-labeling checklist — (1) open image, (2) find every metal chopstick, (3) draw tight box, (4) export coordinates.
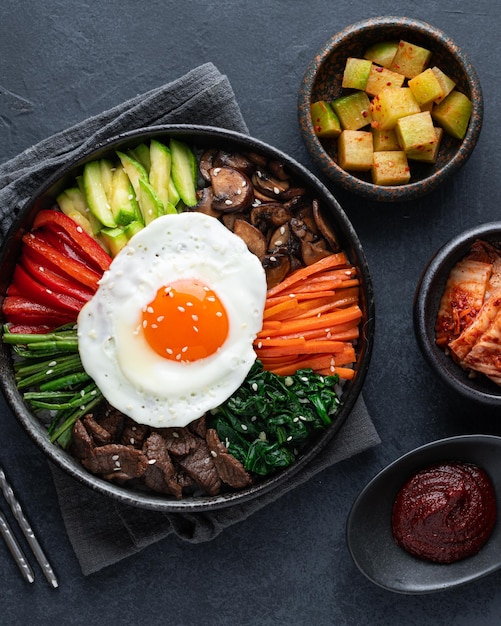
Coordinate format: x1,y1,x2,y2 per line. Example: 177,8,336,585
0,465,58,588
0,509,35,584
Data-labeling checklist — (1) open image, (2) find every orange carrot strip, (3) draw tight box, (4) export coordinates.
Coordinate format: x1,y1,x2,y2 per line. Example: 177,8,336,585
263,297,299,320
266,252,348,297
317,366,355,380
265,291,338,306
256,339,347,358
261,305,362,337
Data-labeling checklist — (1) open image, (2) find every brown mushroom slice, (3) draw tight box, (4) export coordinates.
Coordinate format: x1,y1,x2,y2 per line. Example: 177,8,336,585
301,239,332,266
268,159,289,181
268,222,291,252
199,149,217,182
262,253,291,289
250,203,292,231
233,219,267,260
189,186,223,218
221,211,247,232
252,170,290,198
245,151,268,169
210,166,254,212
213,150,256,176
312,198,340,252
290,216,316,243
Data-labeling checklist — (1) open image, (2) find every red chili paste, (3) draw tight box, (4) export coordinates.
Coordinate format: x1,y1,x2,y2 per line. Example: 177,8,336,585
391,462,496,564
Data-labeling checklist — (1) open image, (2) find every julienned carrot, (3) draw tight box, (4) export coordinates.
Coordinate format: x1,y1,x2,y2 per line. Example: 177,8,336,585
254,254,362,381
266,252,349,297
258,305,362,338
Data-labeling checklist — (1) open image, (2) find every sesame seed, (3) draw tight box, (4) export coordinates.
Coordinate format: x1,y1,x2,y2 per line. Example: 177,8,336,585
48,361,57,367
172,431,179,438
280,226,285,234
186,301,193,307
130,438,135,444
181,346,188,353
215,311,222,317
112,455,119,461
213,167,221,175
286,436,293,442
148,459,157,464
77,226,83,233
46,369,53,375
252,382,258,392
147,306,154,313
210,450,217,458
257,341,262,349
157,316,164,322
241,424,248,431
192,314,199,322
177,306,185,313
207,296,216,302
193,326,199,333
273,186,280,195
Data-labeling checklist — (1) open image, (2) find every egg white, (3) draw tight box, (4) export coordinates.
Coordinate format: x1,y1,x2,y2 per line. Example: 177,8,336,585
77,212,267,428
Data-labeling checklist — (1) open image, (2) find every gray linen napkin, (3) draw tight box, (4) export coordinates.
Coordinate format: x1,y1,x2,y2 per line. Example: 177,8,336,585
0,62,380,575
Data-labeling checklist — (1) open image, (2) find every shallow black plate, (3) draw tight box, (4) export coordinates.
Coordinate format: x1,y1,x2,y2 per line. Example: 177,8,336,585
347,435,501,594
0,124,374,512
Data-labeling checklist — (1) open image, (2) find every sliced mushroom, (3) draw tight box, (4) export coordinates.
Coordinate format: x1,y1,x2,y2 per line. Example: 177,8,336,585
189,186,222,218
312,199,340,252
301,239,332,266
268,159,289,181
213,151,256,177
252,170,290,198
210,166,254,212
199,149,217,182
233,219,267,260
290,216,316,243
245,151,268,169
268,222,291,252
262,253,291,289
221,211,248,231
250,203,291,231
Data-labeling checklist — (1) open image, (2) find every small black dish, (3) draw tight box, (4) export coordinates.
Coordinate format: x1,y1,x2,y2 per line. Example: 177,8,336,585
414,222,501,407
347,435,501,594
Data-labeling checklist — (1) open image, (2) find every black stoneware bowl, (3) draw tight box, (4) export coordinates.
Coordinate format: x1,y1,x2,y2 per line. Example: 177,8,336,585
298,16,483,202
414,222,501,407
347,435,501,594
0,124,374,512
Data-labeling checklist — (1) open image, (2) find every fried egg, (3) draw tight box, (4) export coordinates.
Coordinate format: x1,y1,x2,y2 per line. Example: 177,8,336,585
77,212,267,428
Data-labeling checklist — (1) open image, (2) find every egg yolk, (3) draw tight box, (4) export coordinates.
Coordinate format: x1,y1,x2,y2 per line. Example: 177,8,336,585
141,279,229,362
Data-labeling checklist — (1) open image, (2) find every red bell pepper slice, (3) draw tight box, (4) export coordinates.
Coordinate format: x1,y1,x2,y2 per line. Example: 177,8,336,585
22,232,102,290
33,210,111,273
5,324,55,335
2,296,76,327
12,264,84,314
21,253,94,304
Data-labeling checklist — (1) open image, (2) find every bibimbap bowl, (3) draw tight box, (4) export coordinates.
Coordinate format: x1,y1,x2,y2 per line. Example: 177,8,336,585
0,125,374,511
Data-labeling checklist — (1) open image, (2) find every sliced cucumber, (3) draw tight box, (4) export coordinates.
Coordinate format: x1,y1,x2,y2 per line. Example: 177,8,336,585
110,165,141,226
123,220,144,240
99,159,115,197
100,226,129,256
138,178,164,225
149,139,175,213
129,143,151,173
170,138,198,206
83,161,116,228
116,151,149,199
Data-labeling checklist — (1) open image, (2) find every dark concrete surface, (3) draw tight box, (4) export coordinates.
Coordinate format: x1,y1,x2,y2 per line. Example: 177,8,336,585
1,1,501,624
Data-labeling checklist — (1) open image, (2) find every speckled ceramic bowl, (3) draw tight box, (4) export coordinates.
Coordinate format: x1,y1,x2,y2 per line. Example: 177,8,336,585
414,222,501,407
0,124,375,512
298,16,483,202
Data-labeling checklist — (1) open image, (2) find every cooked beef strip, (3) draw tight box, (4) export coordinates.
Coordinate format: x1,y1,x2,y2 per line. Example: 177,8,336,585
206,428,253,489
176,440,221,496
120,417,150,449
82,444,148,480
96,407,125,440
188,415,207,438
142,433,182,498
71,418,95,460
82,414,113,445
161,426,198,456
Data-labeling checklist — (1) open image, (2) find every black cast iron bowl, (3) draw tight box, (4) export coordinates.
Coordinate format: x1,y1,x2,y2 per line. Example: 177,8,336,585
414,222,501,407
298,16,483,202
0,124,375,512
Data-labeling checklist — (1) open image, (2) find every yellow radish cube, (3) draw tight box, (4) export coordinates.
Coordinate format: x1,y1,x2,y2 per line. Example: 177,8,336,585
338,130,373,171
342,58,372,90
365,64,405,96
332,91,372,130
432,90,473,139
311,101,342,138
370,87,421,131
395,111,437,153
364,41,399,68
408,68,444,107
372,151,411,185
431,67,456,104
407,127,444,163
372,128,400,151
389,40,432,78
